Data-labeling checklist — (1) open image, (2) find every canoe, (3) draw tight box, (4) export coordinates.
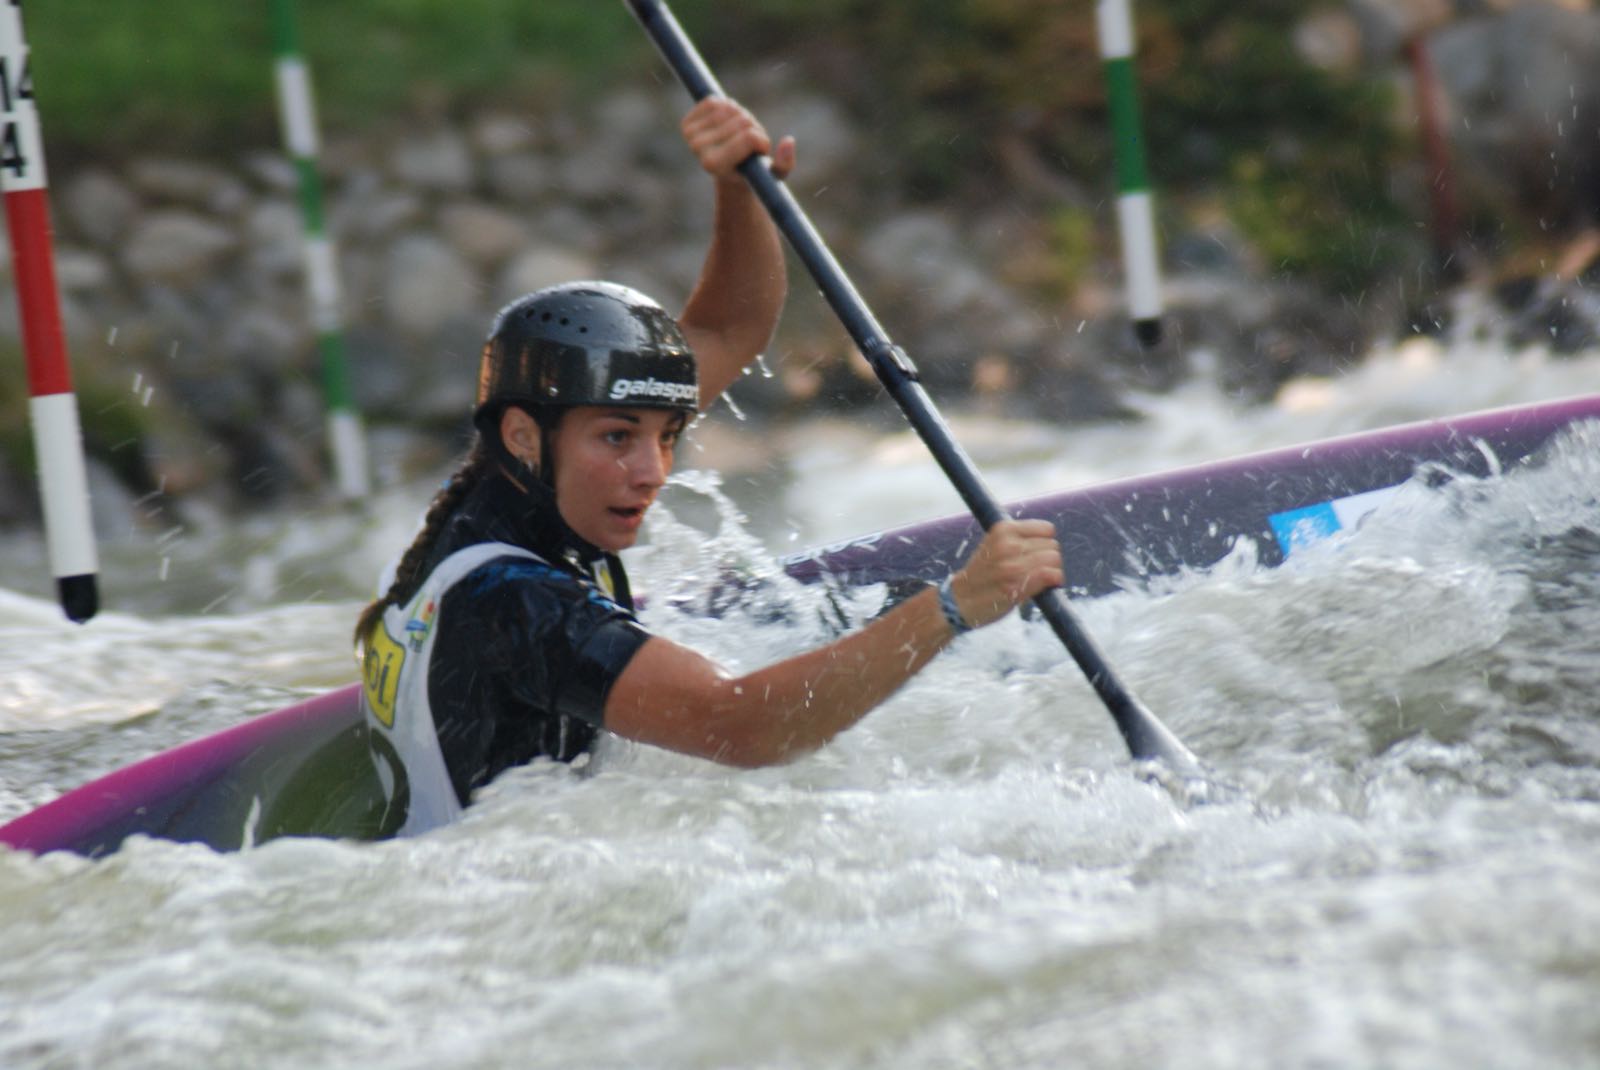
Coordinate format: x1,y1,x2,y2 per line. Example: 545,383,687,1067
5,393,1597,857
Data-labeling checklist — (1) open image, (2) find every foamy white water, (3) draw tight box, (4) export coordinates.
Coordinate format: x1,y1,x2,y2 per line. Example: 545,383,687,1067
2,328,1598,1069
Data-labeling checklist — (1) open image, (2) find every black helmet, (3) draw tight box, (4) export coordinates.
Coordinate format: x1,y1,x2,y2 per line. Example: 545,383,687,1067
475,281,699,428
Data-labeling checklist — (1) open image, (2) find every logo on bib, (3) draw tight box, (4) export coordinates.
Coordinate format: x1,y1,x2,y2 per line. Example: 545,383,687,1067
406,599,437,651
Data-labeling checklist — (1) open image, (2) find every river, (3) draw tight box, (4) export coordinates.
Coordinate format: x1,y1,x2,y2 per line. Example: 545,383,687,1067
2,329,1598,1069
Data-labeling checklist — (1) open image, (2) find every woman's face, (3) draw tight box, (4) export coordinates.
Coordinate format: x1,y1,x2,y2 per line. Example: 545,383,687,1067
549,406,686,552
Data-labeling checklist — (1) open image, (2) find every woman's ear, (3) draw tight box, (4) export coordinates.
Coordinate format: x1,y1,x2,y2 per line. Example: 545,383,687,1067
499,406,542,468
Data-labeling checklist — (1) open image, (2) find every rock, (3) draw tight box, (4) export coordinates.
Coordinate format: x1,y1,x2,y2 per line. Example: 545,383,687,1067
1488,272,1600,355
240,151,301,194
438,201,532,267
760,93,861,185
0,452,35,528
127,157,251,216
1024,353,1142,424
221,302,308,372
625,239,704,299
60,170,141,246
245,198,307,278
331,171,425,239
555,133,637,205
403,348,479,425
485,152,553,203
390,129,475,194
594,263,677,312
1348,0,1453,56
856,210,1045,379
383,234,482,335
591,89,681,182
53,248,112,293
859,212,975,313
352,315,479,426
121,211,239,284
527,204,599,251
166,360,269,426
56,293,98,346
330,245,382,326
471,112,542,157
1431,3,1600,228
342,324,419,417
553,94,675,207
1294,9,1365,73
86,459,140,539
495,246,599,305
318,134,380,181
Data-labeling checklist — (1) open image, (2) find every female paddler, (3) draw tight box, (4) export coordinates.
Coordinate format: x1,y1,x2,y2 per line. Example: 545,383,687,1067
355,98,1064,835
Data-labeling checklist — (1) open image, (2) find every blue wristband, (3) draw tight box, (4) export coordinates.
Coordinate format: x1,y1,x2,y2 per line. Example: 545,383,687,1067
937,576,973,636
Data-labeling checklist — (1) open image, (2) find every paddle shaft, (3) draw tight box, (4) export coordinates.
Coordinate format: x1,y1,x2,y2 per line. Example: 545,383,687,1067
625,0,1199,771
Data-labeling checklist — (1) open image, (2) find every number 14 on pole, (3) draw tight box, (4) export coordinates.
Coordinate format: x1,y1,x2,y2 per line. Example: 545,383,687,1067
0,0,99,623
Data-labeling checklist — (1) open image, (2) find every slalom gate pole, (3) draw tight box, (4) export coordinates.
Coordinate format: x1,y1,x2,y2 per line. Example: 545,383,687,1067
624,0,1202,774
0,1,98,623
1402,34,1461,281
271,0,369,501
1096,0,1164,348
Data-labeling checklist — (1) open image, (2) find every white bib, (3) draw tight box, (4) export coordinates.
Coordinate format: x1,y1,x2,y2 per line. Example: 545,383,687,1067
360,542,535,836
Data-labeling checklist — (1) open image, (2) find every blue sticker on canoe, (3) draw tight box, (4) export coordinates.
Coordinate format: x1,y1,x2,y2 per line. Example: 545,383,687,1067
1270,485,1403,556
1269,502,1341,554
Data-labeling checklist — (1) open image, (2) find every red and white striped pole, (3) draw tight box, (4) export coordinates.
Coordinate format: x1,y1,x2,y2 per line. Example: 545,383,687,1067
1,0,98,622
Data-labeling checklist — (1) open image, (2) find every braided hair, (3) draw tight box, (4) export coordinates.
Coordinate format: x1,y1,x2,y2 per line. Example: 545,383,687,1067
352,440,493,648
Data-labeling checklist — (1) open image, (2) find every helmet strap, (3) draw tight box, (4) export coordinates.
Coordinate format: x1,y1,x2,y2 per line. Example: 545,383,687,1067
536,420,558,489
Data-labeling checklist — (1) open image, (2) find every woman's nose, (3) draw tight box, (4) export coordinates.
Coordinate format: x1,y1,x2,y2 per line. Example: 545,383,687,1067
626,443,668,487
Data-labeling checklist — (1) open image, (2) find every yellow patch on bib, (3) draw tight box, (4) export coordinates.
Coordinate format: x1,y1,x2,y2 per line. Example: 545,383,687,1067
361,621,406,729
592,558,616,599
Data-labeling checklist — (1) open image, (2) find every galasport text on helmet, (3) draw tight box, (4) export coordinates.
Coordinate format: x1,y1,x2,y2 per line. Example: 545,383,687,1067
475,281,700,429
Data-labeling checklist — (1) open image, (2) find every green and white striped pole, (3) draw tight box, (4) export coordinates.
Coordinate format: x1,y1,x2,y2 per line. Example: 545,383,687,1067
271,0,369,500
1096,0,1163,348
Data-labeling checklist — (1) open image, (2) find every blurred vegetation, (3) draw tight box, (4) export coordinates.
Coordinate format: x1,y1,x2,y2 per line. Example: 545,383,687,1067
0,342,158,506
27,2,653,152
1145,1,1410,289
28,0,1412,289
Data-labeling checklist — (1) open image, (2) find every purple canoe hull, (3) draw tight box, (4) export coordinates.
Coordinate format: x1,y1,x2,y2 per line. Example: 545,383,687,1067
0,686,381,857
782,394,1600,597
6,394,1598,857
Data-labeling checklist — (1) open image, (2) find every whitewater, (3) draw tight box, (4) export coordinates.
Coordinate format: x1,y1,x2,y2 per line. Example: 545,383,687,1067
1,327,1598,1069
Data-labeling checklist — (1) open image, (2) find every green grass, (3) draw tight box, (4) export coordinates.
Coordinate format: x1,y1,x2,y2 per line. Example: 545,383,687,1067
26,1,658,150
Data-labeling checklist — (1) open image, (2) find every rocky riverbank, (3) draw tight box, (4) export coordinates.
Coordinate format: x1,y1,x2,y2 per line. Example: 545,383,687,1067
1,0,1598,537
